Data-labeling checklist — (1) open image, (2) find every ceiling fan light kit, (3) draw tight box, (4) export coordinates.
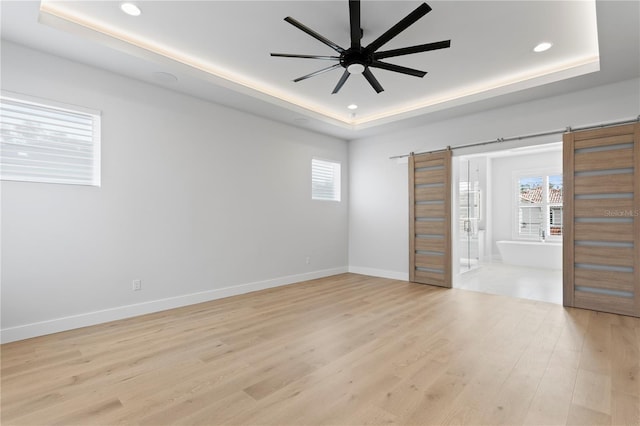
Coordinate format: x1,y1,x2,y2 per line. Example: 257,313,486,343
271,0,451,94
347,63,365,74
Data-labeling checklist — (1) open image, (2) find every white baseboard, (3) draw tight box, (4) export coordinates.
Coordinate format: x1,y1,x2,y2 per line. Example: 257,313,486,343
348,266,409,281
1,267,348,344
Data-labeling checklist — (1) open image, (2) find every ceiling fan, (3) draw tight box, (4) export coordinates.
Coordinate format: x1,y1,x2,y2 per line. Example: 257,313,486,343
271,0,451,94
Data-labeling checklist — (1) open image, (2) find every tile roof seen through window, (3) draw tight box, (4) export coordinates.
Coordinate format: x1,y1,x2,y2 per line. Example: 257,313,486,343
520,187,563,204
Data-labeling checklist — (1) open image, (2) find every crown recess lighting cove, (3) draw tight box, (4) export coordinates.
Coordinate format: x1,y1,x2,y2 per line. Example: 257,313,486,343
533,42,553,53
37,0,600,129
347,104,358,110
120,3,141,17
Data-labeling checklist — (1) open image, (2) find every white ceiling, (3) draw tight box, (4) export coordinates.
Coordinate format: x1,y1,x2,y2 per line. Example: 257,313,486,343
1,1,639,140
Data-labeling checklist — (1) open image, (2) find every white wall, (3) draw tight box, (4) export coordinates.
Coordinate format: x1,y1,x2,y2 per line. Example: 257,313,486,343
349,77,640,280
0,42,349,342
490,151,563,256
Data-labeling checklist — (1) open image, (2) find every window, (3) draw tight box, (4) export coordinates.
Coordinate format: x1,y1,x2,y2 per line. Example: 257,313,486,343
516,173,563,239
311,158,340,201
0,92,101,186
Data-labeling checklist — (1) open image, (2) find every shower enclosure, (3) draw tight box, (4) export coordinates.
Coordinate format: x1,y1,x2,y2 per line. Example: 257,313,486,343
458,157,485,272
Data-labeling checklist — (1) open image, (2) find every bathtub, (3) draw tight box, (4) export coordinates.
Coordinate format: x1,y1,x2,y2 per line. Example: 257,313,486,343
496,240,562,270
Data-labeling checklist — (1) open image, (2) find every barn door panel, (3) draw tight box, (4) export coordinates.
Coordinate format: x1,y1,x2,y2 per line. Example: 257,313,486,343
563,123,640,317
409,150,452,288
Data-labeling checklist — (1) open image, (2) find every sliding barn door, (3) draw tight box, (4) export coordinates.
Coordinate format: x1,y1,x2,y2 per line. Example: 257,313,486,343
563,123,640,317
409,150,452,287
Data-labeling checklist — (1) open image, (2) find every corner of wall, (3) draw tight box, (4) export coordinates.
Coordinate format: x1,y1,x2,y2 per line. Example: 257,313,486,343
347,266,409,281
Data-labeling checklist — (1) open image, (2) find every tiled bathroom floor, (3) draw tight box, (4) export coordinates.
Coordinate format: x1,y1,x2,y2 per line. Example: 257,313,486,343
455,262,563,304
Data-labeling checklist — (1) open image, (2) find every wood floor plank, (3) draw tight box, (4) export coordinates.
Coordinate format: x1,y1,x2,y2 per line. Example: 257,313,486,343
578,311,616,375
137,391,256,426
611,391,640,426
572,368,613,416
609,324,640,397
2,273,640,425
523,363,578,426
566,403,612,426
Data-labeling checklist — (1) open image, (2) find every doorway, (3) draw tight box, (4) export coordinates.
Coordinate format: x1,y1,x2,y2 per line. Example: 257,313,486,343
453,142,564,304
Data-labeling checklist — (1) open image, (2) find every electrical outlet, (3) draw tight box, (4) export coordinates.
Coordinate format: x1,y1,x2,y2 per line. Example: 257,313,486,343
305,256,311,264
133,279,141,291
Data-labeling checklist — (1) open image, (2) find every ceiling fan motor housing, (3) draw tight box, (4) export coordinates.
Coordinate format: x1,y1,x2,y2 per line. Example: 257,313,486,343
341,47,371,73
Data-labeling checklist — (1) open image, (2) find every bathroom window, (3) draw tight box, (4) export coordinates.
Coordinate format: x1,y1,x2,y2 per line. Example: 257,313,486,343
516,173,563,240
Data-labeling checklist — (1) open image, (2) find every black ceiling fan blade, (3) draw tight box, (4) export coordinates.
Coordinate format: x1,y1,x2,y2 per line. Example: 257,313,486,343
366,3,432,53
370,60,427,78
284,17,345,54
349,0,361,48
362,68,384,93
374,40,451,60
332,70,351,94
271,53,340,60
293,63,342,82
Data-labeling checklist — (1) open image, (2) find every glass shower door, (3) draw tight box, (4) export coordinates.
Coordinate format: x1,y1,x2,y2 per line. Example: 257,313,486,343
459,158,482,272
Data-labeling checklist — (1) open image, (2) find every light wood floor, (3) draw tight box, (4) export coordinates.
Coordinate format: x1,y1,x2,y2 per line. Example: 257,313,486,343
2,273,639,425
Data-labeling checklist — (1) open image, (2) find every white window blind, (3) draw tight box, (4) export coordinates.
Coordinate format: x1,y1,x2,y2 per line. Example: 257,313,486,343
312,158,341,201
0,93,101,186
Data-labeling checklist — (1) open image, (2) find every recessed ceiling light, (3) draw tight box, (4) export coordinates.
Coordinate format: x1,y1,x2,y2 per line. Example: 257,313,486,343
120,3,141,17
347,104,358,110
533,42,552,53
